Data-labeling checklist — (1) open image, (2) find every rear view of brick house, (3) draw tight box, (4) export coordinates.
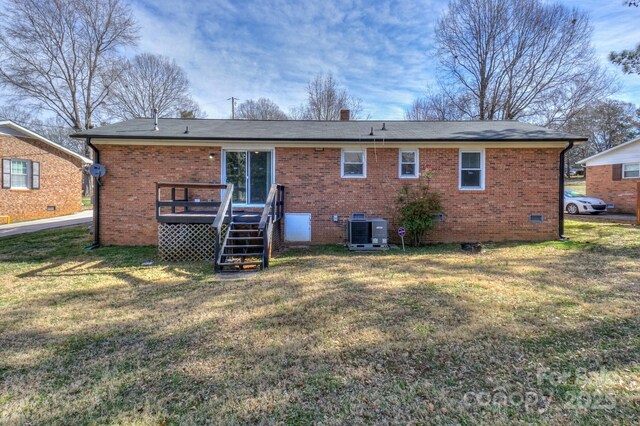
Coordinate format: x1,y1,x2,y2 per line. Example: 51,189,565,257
72,118,586,259
1,121,91,222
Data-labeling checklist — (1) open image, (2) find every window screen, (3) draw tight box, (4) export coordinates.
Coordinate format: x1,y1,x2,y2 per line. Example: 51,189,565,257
400,150,417,177
342,150,365,177
460,151,483,189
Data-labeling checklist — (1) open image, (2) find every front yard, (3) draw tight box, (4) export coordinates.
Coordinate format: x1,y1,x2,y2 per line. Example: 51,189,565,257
0,221,638,424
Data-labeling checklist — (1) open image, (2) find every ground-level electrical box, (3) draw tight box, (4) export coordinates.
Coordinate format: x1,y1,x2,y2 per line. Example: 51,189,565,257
347,213,389,251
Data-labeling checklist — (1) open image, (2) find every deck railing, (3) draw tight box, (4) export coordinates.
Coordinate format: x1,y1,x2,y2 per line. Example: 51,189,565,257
156,182,228,223
259,184,285,268
213,184,234,272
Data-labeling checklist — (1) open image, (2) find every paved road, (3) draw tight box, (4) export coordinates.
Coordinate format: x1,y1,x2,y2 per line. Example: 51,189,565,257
0,210,93,238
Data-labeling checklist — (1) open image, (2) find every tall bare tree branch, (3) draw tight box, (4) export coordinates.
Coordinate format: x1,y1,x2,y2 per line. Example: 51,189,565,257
105,53,202,120
292,73,365,120
432,0,615,122
236,98,288,120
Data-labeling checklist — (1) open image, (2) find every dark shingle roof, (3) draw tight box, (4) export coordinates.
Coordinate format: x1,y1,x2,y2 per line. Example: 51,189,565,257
72,118,586,142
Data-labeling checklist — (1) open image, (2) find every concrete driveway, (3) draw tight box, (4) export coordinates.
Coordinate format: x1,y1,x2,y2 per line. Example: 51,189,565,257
0,210,93,238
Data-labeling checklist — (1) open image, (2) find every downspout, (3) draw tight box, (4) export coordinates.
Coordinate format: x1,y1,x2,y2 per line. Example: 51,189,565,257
559,140,574,239
85,137,100,249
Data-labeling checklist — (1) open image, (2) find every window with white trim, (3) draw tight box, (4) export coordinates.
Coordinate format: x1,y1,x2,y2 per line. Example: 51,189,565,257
399,149,418,178
459,150,484,190
11,160,29,189
341,149,366,178
623,163,640,178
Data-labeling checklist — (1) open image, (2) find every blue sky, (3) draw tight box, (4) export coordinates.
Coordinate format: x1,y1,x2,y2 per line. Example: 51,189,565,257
130,0,640,119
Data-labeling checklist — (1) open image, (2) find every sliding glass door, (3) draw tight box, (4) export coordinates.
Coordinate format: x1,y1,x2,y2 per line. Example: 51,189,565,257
224,150,273,205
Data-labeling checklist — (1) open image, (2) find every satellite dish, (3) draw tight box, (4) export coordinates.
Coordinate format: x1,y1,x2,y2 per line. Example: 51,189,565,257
89,163,106,178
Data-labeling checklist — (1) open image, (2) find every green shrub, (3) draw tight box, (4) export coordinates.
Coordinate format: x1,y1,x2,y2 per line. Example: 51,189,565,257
396,170,443,246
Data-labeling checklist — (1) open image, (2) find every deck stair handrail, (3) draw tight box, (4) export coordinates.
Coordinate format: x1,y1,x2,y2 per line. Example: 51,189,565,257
213,184,234,271
258,184,285,268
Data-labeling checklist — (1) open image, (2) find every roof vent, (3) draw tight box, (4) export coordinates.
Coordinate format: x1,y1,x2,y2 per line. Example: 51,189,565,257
184,126,189,134
153,107,159,131
369,126,374,136
381,122,387,131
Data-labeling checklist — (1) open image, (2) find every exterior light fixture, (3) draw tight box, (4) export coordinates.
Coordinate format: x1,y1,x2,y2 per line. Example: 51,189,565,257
209,153,215,159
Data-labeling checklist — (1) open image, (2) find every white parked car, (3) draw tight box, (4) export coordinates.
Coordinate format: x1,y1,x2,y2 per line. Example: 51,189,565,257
564,190,611,215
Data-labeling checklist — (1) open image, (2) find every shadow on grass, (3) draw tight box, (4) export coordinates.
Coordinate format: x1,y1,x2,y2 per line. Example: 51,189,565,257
0,223,638,423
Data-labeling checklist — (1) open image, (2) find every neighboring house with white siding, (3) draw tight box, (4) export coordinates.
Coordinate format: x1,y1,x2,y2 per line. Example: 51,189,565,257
579,138,640,214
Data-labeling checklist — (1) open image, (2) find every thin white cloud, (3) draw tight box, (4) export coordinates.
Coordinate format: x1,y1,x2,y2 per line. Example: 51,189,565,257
131,0,444,119
1,0,637,119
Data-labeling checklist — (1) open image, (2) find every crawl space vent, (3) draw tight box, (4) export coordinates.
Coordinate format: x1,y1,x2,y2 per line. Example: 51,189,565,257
529,214,544,223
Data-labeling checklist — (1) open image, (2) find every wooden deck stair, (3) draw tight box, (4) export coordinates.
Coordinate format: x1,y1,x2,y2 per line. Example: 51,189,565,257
212,184,284,273
217,220,264,271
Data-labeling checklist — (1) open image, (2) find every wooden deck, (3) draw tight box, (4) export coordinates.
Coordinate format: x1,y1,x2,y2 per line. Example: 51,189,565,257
157,210,261,224
156,181,284,273
156,182,264,224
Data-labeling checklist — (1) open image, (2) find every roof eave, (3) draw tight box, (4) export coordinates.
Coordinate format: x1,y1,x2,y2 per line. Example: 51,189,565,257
72,134,588,143
2,121,92,163
578,136,640,164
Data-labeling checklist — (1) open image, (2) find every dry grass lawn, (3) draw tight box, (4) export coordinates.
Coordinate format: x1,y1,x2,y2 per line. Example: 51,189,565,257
0,221,638,424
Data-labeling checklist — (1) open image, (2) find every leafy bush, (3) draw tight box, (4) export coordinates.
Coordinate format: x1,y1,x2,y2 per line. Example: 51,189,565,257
396,170,443,246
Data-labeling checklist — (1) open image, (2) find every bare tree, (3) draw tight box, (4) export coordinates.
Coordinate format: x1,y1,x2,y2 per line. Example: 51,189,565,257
405,89,472,120
562,99,639,172
0,0,138,129
0,104,39,127
435,0,614,122
236,98,288,120
564,99,639,153
105,53,202,120
293,73,365,120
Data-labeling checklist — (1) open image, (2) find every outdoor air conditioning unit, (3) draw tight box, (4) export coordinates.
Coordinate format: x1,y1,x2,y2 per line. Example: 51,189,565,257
347,213,389,251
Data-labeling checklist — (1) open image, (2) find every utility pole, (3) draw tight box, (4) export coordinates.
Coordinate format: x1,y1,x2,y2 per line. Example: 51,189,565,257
227,97,238,119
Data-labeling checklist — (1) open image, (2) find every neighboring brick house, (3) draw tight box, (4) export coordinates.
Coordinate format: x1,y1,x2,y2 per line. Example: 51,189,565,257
579,137,640,215
72,117,586,250
1,121,91,222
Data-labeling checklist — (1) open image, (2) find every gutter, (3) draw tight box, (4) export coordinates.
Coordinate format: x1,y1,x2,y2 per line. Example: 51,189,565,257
71,134,589,143
85,137,100,249
559,140,574,239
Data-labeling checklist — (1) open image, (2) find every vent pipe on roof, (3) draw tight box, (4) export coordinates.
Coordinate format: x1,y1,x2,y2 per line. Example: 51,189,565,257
369,126,374,136
184,126,189,134
381,122,387,131
153,108,159,131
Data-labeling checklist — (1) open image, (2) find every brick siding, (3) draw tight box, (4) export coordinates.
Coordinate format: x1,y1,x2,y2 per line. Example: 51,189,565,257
0,135,84,221
98,145,221,245
277,147,561,244
97,144,561,245
586,164,639,214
